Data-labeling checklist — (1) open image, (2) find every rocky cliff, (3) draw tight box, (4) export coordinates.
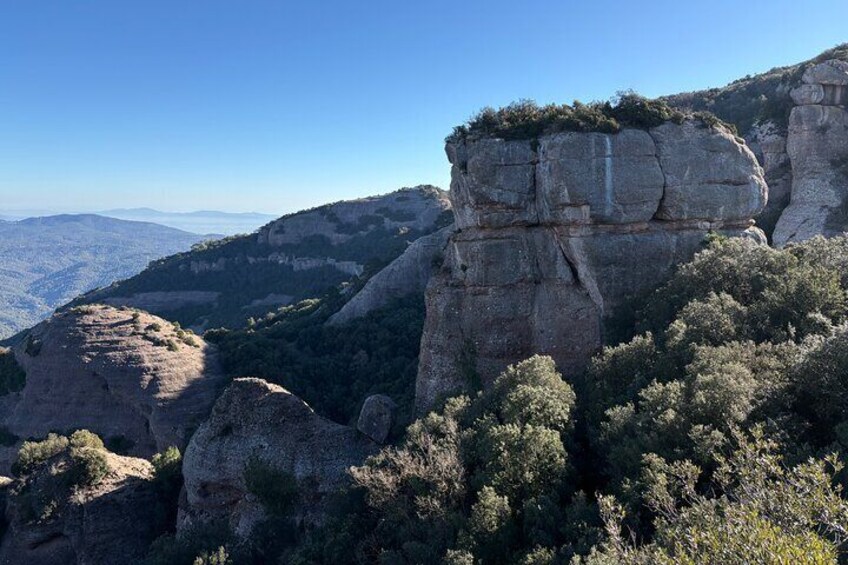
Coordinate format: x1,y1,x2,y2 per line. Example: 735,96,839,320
666,45,848,242
773,60,848,246
0,305,226,473
78,186,451,331
416,119,767,412
180,378,377,536
327,224,455,325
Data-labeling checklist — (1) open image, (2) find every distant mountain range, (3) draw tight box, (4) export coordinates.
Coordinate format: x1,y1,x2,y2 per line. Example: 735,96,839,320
1,208,277,235
0,214,211,339
97,208,277,235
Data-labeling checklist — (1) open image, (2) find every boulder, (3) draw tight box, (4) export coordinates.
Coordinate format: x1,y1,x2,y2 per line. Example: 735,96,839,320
180,378,377,537
417,119,767,413
0,451,159,565
356,394,397,444
0,305,226,474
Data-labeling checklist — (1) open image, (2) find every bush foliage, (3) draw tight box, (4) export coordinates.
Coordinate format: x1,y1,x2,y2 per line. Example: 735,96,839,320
447,93,735,142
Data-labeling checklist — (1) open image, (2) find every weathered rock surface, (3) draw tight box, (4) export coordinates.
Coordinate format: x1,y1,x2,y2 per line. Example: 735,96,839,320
0,305,226,473
0,451,158,565
774,60,848,247
328,225,455,325
416,120,767,412
747,121,793,237
180,378,377,536
356,394,397,444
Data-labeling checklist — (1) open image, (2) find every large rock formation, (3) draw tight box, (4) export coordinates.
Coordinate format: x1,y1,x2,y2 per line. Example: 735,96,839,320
0,305,226,473
773,60,848,246
81,186,452,331
0,450,159,565
416,120,767,412
180,378,377,537
328,224,455,325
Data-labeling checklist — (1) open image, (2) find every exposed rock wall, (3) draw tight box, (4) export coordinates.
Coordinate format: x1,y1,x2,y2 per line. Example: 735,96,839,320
328,224,455,325
0,305,226,473
416,121,767,412
773,60,848,246
180,378,377,537
746,122,793,237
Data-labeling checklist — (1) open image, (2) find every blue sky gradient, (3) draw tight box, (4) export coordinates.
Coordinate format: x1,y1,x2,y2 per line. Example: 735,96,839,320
2,0,847,214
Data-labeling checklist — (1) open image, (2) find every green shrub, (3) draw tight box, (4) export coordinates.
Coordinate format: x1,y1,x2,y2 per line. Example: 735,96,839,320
68,446,109,487
448,93,728,142
243,458,298,517
13,433,69,476
69,429,105,450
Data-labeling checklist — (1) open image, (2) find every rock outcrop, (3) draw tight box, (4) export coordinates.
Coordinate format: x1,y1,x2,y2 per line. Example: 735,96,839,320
180,378,377,536
416,120,767,412
356,394,397,444
81,186,452,331
328,224,455,325
0,305,226,473
0,451,159,565
773,60,848,246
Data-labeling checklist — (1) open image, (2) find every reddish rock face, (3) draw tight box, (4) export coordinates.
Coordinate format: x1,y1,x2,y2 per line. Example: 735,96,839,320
1,304,227,473
416,120,767,413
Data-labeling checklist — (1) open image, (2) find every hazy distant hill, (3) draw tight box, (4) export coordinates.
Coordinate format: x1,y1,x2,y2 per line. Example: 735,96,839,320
98,208,277,235
0,214,209,338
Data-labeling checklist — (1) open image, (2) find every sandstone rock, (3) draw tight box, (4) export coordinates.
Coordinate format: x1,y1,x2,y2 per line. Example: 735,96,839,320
356,394,397,444
0,451,159,565
0,305,226,474
180,378,377,536
537,130,664,224
418,120,767,413
802,60,848,86
651,121,767,221
328,225,455,325
773,92,848,247
746,121,793,238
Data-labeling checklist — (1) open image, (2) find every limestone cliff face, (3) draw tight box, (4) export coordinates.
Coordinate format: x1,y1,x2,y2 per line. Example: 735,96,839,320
0,452,158,565
416,120,767,412
180,378,376,537
773,60,848,246
0,305,226,473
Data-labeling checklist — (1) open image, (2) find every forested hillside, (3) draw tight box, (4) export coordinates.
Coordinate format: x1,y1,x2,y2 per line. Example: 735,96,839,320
0,215,207,339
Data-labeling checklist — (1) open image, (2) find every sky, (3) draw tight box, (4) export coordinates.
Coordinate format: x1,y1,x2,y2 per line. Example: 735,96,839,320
1,1,847,215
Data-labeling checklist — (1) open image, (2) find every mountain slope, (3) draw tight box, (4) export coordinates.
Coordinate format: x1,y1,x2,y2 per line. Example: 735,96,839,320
98,208,277,235
79,186,452,331
0,214,208,338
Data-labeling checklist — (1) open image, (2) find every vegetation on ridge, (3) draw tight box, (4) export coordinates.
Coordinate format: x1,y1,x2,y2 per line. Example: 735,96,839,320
447,92,736,142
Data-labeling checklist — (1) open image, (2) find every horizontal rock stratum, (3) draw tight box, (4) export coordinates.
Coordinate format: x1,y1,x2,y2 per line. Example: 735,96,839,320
416,119,768,412
0,305,226,473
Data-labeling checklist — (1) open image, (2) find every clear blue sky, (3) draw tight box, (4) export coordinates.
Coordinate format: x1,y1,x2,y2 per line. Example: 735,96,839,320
1,0,847,215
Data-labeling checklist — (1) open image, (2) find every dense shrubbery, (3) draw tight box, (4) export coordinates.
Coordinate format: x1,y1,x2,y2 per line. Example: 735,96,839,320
210,293,426,426
447,93,735,142
282,235,848,563
664,43,848,134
